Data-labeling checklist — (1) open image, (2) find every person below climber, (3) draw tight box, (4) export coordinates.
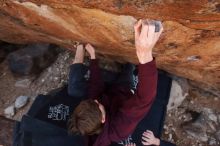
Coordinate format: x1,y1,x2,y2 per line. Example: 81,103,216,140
124,130,175,146
68,19,163,146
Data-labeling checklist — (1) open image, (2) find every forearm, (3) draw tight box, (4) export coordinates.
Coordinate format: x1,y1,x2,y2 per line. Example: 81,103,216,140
119,60,157,121
137,59,158,104
68,63,86,97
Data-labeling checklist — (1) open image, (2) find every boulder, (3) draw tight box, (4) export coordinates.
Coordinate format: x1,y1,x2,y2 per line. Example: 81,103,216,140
0,41,22,63
0,0,219,91
167,78,188,110
7,43,60,75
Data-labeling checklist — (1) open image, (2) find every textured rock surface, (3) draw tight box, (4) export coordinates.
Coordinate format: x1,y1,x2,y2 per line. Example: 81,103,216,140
182,108,220,142
0,0,219,91
0,116,14,146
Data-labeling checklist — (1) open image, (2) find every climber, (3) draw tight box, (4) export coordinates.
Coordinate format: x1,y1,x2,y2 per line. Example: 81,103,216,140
68,19,162,146
13,19,176,146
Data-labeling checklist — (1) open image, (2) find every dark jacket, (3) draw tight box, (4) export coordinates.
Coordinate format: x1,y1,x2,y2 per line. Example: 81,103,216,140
88,59,158,146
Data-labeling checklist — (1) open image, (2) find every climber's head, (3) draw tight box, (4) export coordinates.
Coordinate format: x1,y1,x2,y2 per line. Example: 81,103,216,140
68,99,106,135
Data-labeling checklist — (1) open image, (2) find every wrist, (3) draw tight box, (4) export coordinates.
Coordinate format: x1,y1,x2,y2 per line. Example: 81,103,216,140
90,54,96,59
137,52,153,64
154,138,160,146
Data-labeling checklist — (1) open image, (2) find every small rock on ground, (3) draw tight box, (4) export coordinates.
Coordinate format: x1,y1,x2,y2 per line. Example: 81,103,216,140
15,96,29,109
4,105,15,118
15,78,32,88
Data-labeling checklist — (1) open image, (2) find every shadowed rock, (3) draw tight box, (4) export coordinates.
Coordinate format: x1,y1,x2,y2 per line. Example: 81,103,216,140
0,41,22,63
7,43,60,76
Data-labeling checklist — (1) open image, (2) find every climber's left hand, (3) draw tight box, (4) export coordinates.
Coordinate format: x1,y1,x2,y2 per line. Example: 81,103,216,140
85,43,96,59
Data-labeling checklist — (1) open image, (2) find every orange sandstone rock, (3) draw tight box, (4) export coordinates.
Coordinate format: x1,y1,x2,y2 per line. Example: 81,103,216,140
0,0,219,92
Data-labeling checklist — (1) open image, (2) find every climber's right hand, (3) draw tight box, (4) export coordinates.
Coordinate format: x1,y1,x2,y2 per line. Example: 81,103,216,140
85,43,96,59
134,19,163,64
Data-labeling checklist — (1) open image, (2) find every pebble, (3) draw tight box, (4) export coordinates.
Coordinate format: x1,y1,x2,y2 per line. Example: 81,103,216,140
48,67,52,72
15,96,29,109
4,105,15,118
207,122,216,132
190,100,194,104
165,131,169,135
15,78,32,88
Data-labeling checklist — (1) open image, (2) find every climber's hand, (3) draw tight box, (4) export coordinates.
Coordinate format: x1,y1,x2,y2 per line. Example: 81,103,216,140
134,19,163,64
85,43,96,59
142,130,160,146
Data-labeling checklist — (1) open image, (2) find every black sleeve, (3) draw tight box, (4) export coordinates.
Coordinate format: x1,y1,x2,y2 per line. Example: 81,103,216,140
68,64,87,97
27,94,51,117
160,140,176,146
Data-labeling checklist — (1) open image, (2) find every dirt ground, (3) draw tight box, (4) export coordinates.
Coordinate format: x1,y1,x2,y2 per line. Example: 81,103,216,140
0,49,220,146
163,87,220,146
